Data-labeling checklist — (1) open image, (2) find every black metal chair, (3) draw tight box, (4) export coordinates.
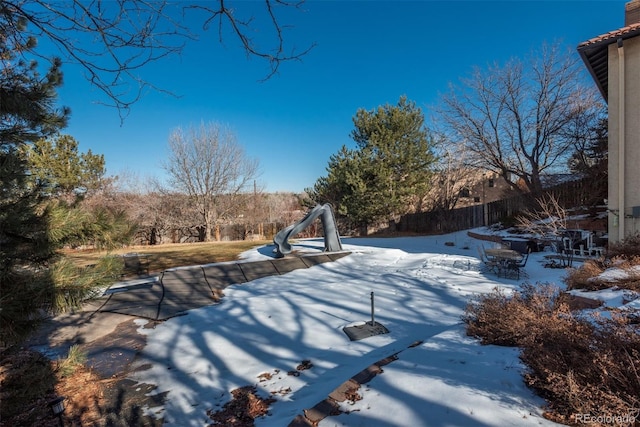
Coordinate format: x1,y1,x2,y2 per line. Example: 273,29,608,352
505,250,530,280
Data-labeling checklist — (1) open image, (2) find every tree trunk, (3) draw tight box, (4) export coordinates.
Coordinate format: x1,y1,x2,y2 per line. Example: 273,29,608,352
204,208,215,242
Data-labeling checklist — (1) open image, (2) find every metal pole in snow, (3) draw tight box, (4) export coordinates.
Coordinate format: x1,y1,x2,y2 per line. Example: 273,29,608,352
370,291,375,325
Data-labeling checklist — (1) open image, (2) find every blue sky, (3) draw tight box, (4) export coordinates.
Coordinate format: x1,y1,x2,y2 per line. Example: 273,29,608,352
52,1,627,193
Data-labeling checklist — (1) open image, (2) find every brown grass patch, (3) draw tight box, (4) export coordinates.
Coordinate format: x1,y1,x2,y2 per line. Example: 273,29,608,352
63,240,271,273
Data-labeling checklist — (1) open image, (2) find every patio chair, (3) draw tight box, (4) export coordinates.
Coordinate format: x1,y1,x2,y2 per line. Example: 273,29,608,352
505,250,530,280
122,253,150,277
477,246,499,273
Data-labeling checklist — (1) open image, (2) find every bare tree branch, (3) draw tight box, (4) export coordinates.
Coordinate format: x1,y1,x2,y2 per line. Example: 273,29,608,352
189,0,315,81
4,0,314,120
516,193,577,267
437,42,603,195
423,137,477,212
516,193,569,239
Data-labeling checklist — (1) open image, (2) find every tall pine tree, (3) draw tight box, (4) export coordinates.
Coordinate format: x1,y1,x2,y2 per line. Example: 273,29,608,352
307,96,436,233
1,7,69,345
1,9,126,346
22,133,106,196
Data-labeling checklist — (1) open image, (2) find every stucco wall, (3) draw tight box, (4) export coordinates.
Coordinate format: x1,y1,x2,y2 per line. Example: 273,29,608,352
608,35,640,242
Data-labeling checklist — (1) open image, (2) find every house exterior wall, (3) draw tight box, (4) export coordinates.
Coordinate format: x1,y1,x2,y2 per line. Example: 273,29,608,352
457,173,513,208
607,35,640,242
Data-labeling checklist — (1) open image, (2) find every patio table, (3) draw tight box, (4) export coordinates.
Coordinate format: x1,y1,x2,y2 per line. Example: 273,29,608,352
484,248,523,261
484,249,523,278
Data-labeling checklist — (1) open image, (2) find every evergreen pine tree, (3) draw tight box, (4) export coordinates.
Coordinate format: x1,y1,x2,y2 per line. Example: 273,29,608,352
1,8,70,345
1,10,127,347
22,133,106,196
307,97,436,233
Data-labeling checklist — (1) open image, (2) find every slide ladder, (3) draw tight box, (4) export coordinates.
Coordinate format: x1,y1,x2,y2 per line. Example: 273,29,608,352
273,204,343,257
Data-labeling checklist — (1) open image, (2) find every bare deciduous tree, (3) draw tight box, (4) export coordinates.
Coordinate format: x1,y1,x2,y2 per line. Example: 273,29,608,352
516,194,575,267
163,122,260,242
516,194,568,238
437,42,603,195
6,0,314,118
423,140,477,212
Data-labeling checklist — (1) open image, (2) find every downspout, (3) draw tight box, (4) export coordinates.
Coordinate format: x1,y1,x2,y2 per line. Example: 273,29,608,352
617,38,626,241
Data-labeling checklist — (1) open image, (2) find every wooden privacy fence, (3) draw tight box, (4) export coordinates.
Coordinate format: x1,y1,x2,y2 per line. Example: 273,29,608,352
397,178,593,235
396,205,484,234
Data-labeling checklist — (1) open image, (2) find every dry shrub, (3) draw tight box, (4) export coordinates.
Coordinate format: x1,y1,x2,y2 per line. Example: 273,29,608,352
463,283,563,347
608,256,640,293
522,315,640,425
464,284,640,425
567,256,640,292
565,259,607,291
607,232,640,258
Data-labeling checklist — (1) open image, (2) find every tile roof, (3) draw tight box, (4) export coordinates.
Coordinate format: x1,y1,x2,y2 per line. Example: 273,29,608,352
578,22,640,48
577,22,640,102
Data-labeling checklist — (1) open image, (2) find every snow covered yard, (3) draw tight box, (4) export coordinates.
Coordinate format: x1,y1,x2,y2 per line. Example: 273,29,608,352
129,231,570,426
